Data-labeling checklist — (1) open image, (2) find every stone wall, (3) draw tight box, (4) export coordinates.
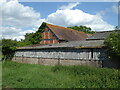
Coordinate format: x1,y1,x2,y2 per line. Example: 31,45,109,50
12,57,102,67
12,48,108,67
14,48,108,61
12,48,120,68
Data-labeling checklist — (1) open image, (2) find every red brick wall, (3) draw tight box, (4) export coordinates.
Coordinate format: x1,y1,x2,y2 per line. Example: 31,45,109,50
50,40,53,44
53,40,58,44
45,32,48,39
41,33,44,39
45,27,48,31
40,40,44,44
50,32,53,39
40,27,58,45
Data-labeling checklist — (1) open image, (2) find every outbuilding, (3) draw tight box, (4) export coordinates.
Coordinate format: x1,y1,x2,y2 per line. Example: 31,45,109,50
12,23,120,68
12,40,109,67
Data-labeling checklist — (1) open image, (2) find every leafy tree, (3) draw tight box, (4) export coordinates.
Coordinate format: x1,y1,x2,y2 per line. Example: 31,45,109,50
37,22,46,33
67,26,95,34
104,31,120,60
24,33,35,45
23,22,46,44
2,39,18,59
30,32,42,44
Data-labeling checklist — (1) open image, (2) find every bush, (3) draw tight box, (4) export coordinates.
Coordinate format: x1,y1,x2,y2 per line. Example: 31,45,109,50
105,31,120,60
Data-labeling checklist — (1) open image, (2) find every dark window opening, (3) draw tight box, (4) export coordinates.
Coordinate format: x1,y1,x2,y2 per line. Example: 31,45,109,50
91,49,93,59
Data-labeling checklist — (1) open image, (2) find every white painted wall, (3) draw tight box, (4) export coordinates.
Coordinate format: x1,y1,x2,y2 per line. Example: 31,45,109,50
15,48,107,60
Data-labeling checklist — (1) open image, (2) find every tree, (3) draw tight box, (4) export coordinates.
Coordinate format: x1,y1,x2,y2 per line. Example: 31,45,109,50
23,22,46,45
2,39,17,59
104,31,120,60
67,26,95,34
24,33,35,45
30,32,42,44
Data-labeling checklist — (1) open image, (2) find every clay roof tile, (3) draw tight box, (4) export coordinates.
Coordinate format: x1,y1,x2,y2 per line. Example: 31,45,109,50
46,23,88,41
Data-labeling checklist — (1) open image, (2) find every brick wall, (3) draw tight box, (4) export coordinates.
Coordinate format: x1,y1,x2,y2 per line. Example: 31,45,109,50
12,57,102,67
40,27,59,45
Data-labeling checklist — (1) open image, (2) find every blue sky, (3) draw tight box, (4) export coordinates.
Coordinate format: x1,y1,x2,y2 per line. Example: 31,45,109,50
21,2,118,26
1,0,119,40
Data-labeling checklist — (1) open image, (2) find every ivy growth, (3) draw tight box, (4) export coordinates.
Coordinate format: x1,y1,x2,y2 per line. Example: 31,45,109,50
28,22,46,44
37,22,46,33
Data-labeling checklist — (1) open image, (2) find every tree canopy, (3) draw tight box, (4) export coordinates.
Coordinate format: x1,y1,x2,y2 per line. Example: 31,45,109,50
67,26,95,34
104,31,120,60
2,39,17,58
23,22,46,44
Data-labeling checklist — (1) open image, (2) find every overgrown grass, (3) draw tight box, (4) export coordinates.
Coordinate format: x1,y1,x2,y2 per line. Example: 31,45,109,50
2,61,119,88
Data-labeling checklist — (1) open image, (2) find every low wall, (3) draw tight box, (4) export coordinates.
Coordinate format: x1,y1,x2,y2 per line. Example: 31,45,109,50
12,57,103,67
14,48,108,61
13,48,120,68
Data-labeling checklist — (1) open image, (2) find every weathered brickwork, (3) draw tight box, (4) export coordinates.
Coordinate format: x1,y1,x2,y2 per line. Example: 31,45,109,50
12,57,102,67
40,27,59,45
12,48,109,67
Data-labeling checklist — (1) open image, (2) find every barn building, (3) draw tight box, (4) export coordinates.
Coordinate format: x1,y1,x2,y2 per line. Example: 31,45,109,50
13,40,107,67
40,23,88,45
12,23,120,68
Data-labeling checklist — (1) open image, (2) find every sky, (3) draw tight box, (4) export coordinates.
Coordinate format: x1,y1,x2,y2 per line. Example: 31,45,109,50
0,0,119,40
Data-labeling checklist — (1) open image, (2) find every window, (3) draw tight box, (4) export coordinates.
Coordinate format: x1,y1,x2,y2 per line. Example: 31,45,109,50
91,49,93,59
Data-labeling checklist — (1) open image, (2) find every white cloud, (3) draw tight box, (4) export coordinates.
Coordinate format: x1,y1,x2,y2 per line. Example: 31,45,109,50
46,3,115,31
59,2,80,10
0,0,43,28
1,26,35,41
46,8,114,31
0,0,44,40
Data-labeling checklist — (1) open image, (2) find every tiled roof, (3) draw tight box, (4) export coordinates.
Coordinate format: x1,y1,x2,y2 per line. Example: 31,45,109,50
18,40,105,49
87,30,120,40
46,23,88,41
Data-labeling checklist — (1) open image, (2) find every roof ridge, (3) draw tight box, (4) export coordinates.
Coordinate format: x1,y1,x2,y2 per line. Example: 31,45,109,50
46,23,85,34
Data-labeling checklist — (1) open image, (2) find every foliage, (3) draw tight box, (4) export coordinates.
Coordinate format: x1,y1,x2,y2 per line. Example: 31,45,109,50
23,33,35,45
104,31,120,60
31,32,42,44
2,38,32,59
23,22,46,44
23,32,41,45
2,39,17,56
1,22,46,58
38,22,46,33
2,61,119,88
67,26,95,34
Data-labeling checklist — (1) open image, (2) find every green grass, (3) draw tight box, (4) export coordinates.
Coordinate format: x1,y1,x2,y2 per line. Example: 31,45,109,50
2,61,119,88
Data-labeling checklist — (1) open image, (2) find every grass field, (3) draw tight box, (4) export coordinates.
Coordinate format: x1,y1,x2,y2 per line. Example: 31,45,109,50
2,61,119,88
